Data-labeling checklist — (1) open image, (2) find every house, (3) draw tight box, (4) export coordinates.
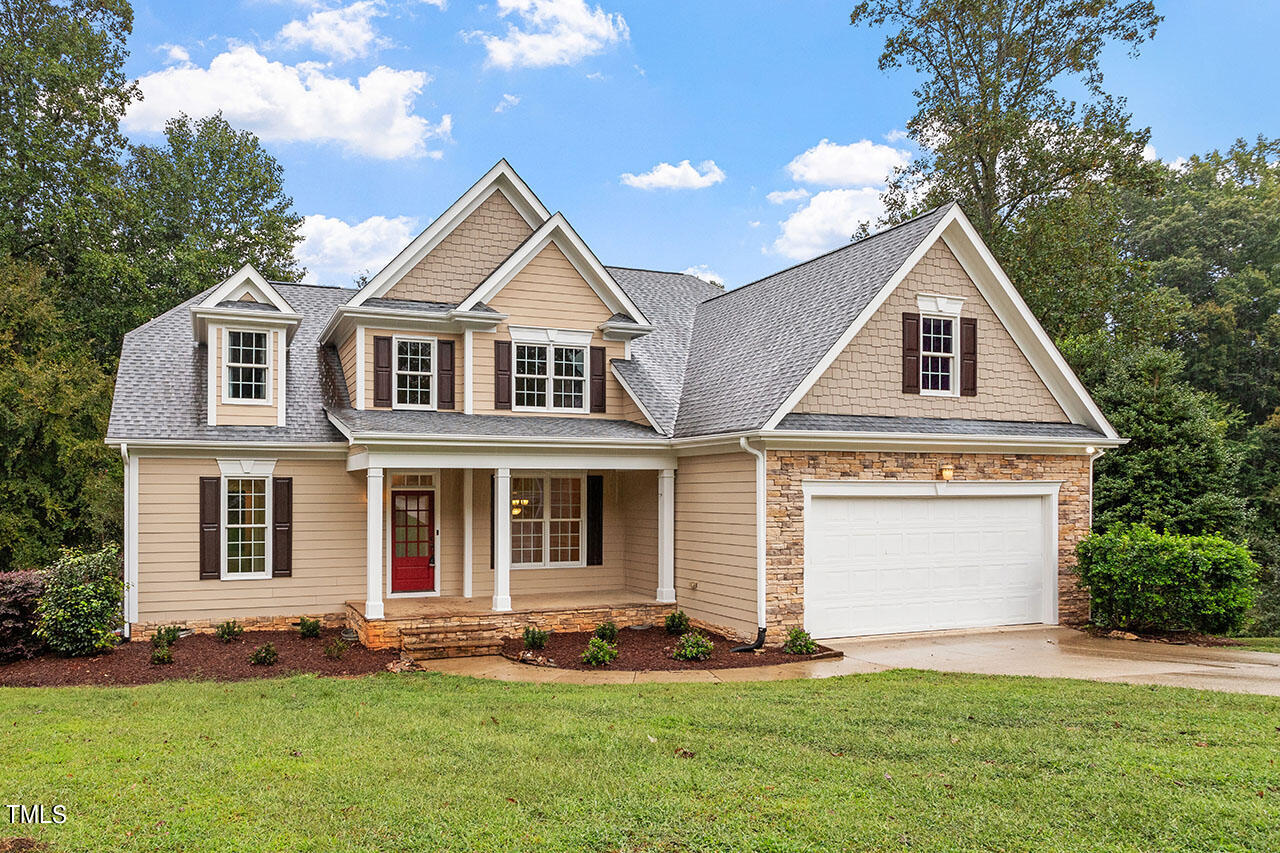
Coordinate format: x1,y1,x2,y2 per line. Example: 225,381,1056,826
106,160,1122,654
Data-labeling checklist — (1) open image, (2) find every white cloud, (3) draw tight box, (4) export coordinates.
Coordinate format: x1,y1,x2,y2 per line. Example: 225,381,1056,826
473,0,629,69
1142,143,1157,162
682,264,723,285
125,45,450,159
585,71,605,80
620,159,725,191
494,93,521,113
785,138,910,187
278,1,389,61
159,43,190,63
766,188,809,204
748,220,761,228
297,213,420,285
771,188,885,260
884,128,909,143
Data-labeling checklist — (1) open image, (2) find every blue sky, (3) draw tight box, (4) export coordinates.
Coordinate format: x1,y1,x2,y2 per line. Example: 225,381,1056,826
122,0,1280,289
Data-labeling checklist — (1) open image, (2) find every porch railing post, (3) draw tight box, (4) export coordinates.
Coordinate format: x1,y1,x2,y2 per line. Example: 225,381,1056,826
364,467,385,620
657,468,676,603
493,468,513,611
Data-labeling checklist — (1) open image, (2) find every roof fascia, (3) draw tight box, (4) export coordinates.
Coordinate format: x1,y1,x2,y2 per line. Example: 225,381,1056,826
347,160,551,308
319,304,505,346
189,305,303,343
760,429,1121,455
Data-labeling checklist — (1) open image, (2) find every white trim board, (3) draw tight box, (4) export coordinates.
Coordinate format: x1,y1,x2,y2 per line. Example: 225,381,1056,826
198,264,294,313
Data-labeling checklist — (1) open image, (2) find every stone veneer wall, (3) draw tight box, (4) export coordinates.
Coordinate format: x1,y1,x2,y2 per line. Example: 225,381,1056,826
130,612,346,641
764,450,1092,636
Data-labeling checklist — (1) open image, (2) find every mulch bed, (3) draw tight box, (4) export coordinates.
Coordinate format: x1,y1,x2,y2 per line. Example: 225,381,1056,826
501,626,840,671
0,629,397,687
1085,626,1249,647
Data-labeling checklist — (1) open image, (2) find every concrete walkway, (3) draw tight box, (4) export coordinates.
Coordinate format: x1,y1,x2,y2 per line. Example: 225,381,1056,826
416,626,1280,695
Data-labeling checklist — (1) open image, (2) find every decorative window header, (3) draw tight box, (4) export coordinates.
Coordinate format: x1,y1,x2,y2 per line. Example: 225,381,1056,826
917,293,966,315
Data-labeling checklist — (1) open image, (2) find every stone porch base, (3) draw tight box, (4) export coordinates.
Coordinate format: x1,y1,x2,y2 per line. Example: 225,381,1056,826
129,612,346,641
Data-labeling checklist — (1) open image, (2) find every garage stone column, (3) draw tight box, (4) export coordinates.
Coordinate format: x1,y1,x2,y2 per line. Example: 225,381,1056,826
492,468,513,612
364,467,385,620
656,469,676,603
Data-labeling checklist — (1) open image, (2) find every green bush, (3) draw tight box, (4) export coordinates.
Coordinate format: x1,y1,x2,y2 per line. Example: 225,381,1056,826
593,621,618,642
323,638,348,660
673,632,714,661
214,620,244,643
664,610,690,635
34,545,124,657
249,643,278,666
151,625,180,649
1077,524,1259,634
781,628,818,655
0,570,46,661
150,644,173,665
580,636,617,666
298,617,321,639
522,625,549,650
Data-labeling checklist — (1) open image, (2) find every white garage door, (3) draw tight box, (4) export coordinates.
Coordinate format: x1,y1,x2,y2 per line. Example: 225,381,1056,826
804,493,1052,639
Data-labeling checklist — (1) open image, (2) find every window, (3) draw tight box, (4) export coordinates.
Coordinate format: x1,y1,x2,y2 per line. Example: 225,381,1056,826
395,337,435,409
225,330,269,401
513,344,586,412
920,316,955,394
511,474,585,567
225,478,269,578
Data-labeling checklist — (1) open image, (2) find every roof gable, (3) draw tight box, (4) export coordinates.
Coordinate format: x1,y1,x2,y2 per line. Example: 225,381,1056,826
199,264,293,312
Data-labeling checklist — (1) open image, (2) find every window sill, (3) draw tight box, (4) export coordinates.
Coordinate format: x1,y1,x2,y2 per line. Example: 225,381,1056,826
222,398,274,406
219,572,272,581
512,407,590,416
511,562,587,570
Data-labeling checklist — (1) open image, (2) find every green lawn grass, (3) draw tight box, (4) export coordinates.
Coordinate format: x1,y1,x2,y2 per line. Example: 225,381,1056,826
2,670,1278,852
1236,636,1280,653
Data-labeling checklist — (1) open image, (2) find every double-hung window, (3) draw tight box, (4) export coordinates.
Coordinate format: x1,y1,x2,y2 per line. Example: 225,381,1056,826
510,473,585,567
920,316,955,395
395,336,435,409
225,330,269,402
224,477,269,578
514,343,586,412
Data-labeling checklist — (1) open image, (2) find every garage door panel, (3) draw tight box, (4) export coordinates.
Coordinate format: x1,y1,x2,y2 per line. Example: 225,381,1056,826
805,494,1050,639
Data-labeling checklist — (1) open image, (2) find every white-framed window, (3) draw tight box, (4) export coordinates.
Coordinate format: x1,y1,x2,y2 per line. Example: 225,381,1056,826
224,329,270,403
920,315,957,395
394,335,436,410
223,476,270,579
510,473,586,568
513,343,587,412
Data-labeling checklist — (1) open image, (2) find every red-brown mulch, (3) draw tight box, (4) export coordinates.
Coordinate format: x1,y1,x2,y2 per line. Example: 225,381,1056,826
0,629,397,687
501,626,840,671
1084,626,1248,647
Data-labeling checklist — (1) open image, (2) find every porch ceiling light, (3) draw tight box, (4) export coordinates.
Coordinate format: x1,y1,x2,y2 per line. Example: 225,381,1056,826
938,463,955,481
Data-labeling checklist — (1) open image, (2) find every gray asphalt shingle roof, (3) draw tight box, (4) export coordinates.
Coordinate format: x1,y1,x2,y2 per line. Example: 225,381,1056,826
777,413,1103,439
329,408,665,439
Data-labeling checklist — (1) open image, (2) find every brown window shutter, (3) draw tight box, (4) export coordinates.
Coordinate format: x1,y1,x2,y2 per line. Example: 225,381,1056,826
199,477,221,580
489,474,496,571
494,340,512,410
272,477,293,578
960,317,978,397
586,475,603,565
901,312,921,394
373,336,393,407
589,346,606,413
437,340,455,409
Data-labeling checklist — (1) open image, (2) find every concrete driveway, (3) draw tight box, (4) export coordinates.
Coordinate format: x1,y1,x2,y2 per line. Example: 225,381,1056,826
824,626,1280,696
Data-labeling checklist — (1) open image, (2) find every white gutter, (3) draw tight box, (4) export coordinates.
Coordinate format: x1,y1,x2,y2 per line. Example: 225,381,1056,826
739,437,767,631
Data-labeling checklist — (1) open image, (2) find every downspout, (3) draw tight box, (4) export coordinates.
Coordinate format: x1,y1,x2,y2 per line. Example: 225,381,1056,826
118,442,131,641
733,436,768,652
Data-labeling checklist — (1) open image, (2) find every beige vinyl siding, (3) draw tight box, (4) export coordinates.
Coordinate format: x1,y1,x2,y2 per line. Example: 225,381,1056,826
673,452,757,637
796,239,1069,422
135,456,365,623
362,328,462,410
337,328,359,406
384,189,534,304
620,470,658,597
212,325,282,426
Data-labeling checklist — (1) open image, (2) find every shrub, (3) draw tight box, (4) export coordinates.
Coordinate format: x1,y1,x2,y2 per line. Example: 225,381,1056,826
0,570,46,661
214,620,244,643
522,625,549,650
151,625,181,649
34,545,124,657
150,644,173,665
249,643,278,666
323,638,348,660
298,617,321,639
580,636,618,666
664,610,690,636
781,628,818,655
593,621,619,642
673,632,714,661
1077,524,1259,634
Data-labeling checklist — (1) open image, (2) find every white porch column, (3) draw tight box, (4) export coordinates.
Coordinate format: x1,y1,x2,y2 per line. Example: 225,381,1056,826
492,468,512,611
364,467,385,620
656,468,676,603
463,468,474,598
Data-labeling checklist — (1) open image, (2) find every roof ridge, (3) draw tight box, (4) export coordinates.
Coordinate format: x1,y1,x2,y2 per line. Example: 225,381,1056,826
270,280,356,292
606,264,702,278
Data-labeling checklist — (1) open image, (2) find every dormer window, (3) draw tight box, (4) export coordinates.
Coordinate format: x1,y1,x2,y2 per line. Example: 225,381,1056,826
225,330,270,402
394,336,436,409
515,343,586,412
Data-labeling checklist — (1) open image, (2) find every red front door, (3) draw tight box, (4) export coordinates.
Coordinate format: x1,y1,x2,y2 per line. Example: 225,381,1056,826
391,490,435,593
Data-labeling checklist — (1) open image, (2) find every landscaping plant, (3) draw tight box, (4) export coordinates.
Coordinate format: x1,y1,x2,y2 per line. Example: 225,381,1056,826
0,570,45,661
249,643,279,666
593,621,619,642
1077,524,1259,634
34,545,124,657
150,644,173,665
150,626,180,648
522,625,549,650
323,638,348,660
580,636,617,666
298,617,321,639
214,620,244,643
781,627,818,655
673,632,714,661
664,610,690,635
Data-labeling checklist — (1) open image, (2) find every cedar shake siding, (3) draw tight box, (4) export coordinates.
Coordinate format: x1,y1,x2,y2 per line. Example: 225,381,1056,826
673,452,758,638
795,240,1069,422
383,188,534,304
